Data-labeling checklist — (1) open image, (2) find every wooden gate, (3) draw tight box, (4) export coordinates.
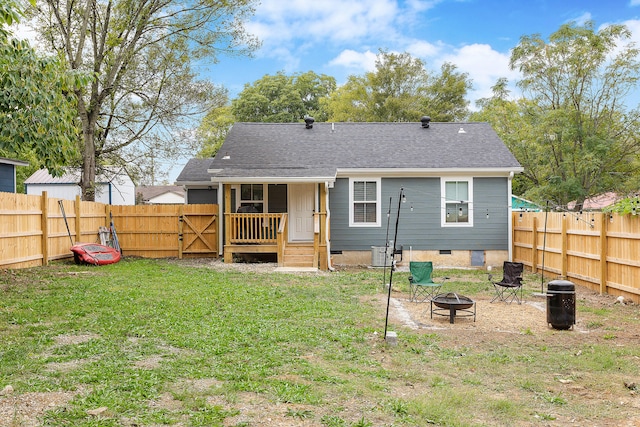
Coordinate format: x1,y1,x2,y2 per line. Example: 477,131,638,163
109,204,218,259
179,205,218,258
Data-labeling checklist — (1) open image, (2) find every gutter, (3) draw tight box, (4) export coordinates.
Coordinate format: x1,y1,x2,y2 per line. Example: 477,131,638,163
508,171,514,262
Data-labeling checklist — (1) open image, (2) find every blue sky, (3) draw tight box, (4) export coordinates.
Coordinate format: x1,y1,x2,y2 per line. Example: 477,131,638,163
14,0,640,183
171,0,640,183
202,0,640,105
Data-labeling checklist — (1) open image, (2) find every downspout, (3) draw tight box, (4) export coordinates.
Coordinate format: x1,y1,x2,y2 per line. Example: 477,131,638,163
508,171,514,261
325,182,335,271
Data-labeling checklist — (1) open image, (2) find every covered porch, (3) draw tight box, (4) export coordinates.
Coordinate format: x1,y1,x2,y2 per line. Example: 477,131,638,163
221,182,330,270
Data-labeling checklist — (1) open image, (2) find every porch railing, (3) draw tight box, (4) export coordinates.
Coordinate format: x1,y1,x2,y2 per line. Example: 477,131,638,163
226,213,284,244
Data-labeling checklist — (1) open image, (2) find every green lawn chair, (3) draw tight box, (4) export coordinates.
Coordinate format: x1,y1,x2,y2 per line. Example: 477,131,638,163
408,261,448,302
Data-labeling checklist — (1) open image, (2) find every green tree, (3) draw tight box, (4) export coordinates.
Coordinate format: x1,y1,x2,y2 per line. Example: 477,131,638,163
367,50,428,121
471,79,536,197
30,0,258,200
424,62,473,122
231,71,336,122
322,50,471,122
475,22,640,209
318,74,370,122
197,104,234,158
0,0,80,177
512,21,640,209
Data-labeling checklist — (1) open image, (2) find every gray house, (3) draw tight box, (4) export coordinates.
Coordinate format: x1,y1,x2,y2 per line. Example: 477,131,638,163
176,119,523,270
0,157,29,193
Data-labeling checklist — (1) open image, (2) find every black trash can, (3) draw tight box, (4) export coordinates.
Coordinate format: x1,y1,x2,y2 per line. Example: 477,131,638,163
546,280,576,330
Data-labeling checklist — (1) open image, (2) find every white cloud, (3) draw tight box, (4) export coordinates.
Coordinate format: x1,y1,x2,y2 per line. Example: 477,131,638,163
245,0,406,75
252,0,400,45
630,0,640,6
405,40,442,58
403,0,441,13
325,42,520,107
595,19,640,67
620,18,640,45
571,12,592,26
438,43,521,104
328,49,378,71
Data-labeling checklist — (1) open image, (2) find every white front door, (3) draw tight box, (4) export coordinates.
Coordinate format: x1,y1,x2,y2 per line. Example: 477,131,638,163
289,184,315,241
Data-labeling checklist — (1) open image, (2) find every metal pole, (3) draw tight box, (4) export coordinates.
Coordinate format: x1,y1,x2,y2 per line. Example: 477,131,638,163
384,188,403,338
383,196,392,286
58,200,74,246
541,200,549,293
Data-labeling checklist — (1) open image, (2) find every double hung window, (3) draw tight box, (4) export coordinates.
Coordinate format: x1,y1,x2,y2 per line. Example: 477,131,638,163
239,184,264,213
442,179,473,226
349,178,380,227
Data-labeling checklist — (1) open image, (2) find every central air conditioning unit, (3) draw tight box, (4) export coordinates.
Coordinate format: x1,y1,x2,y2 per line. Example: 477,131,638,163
371,245,393,267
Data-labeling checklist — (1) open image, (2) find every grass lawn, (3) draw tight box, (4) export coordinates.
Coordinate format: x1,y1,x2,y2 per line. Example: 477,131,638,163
1,258,639,426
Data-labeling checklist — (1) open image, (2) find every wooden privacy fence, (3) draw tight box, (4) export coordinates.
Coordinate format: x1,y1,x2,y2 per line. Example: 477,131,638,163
2,189,639,302
0,192,218,269
513,211,640,303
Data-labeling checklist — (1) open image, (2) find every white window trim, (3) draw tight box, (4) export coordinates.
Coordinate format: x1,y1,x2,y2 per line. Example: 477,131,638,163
349,177,381,227
441,177,474,227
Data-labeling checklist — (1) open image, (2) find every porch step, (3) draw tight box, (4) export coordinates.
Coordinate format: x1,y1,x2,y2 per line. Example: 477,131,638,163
282,243,315,268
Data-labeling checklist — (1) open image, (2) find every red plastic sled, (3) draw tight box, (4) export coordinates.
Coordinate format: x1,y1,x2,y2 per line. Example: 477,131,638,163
71,243,121,266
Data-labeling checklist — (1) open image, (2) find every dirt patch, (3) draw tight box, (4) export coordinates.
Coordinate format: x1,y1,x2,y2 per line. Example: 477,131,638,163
0,391,76,427
53,333,100,346
383,285,640,348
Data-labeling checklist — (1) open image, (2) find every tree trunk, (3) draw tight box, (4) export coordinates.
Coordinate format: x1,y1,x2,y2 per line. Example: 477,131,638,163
80,114,97,202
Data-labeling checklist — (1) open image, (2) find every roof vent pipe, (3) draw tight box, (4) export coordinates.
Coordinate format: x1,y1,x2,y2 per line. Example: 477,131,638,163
420,116,431,128
304,116,315,129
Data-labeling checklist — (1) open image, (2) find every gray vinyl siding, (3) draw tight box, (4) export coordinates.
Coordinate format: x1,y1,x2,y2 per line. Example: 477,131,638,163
0,164,15,193
187,188,217,204
328,177,509,251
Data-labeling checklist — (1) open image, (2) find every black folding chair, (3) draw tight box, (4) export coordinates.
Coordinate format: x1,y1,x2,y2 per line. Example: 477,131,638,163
489,261,524,304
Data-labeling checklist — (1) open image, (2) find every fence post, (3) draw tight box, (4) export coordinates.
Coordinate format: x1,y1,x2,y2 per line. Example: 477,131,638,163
600,213,608,295
532,216,538,273
41,191,49,266
75,195,81,244
178,205,184,259
561,213,568,278
105,204,110,228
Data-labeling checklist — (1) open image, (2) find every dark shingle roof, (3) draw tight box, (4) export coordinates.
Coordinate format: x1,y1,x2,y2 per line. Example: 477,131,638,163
175,158,215,184
179,122,522,183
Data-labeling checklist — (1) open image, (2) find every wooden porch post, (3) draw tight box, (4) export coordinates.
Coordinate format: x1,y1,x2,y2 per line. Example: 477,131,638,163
224,185,232,263
318,183,328,270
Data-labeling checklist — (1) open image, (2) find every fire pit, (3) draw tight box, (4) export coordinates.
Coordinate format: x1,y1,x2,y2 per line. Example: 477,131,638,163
431,293,476,324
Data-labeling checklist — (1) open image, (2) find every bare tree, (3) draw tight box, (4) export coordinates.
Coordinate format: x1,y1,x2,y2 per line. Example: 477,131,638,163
31,0,258,199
